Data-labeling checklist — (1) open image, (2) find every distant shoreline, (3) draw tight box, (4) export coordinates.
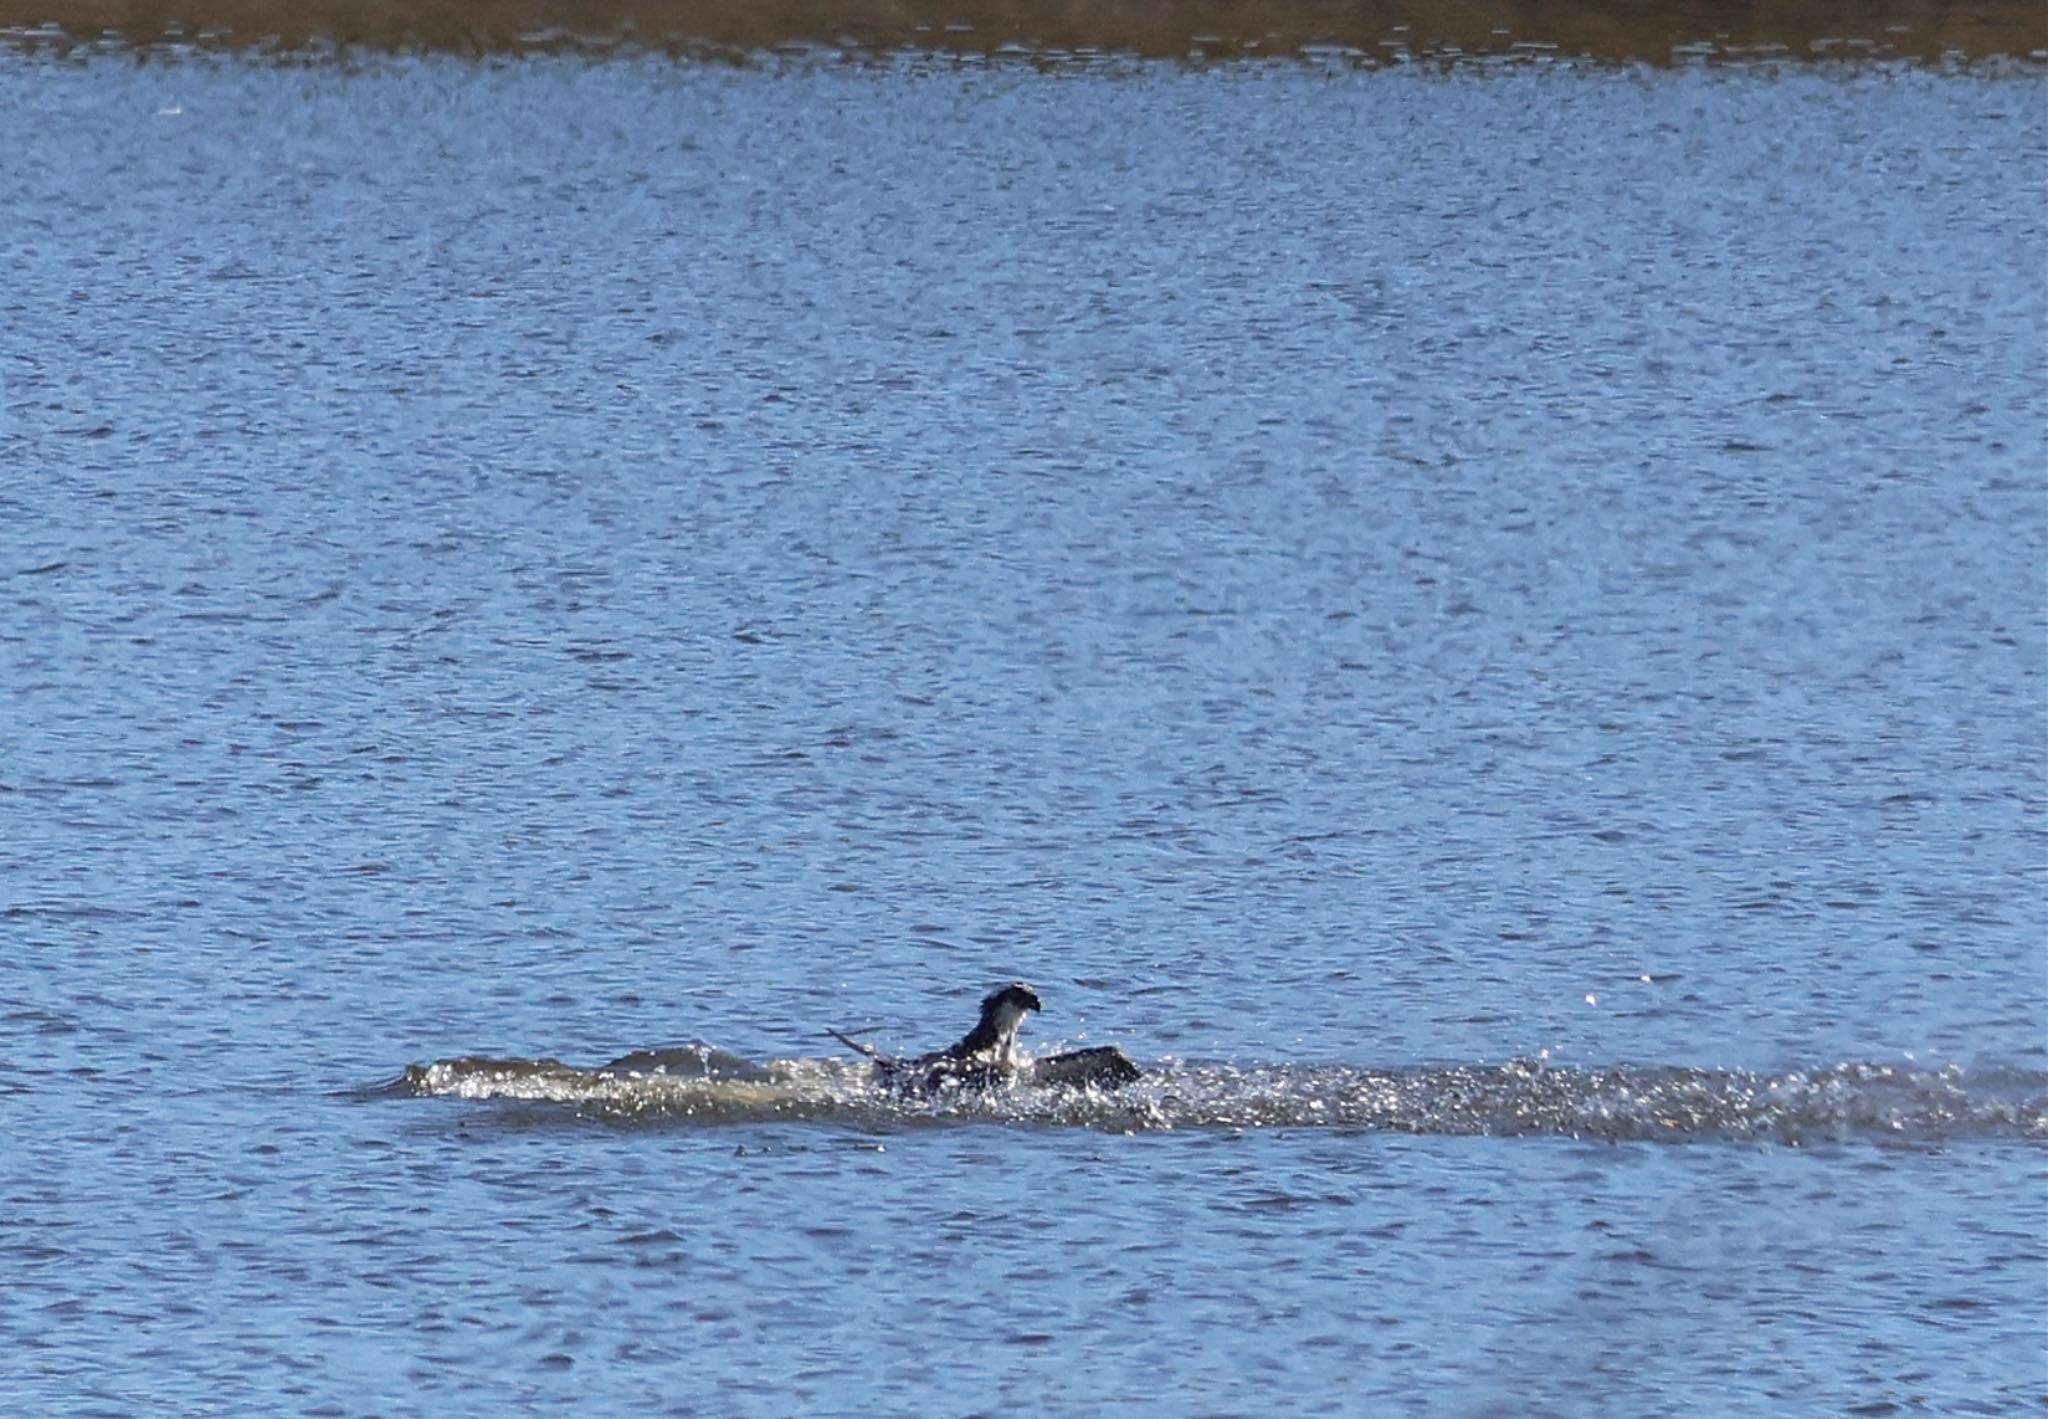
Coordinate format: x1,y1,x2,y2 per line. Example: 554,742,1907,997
5,0,2045,64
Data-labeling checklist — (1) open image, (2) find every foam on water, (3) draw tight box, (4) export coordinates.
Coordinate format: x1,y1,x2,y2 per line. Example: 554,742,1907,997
399,1052,2048,1143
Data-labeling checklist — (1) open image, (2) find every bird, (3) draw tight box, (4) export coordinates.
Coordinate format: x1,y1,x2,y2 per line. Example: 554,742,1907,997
829,982,1141,1094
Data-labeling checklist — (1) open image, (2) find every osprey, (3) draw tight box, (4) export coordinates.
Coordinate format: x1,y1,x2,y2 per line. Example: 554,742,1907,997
831,983,1142,1094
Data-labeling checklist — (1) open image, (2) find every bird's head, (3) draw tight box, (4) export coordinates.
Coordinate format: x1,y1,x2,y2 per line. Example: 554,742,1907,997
981,982,1043,1028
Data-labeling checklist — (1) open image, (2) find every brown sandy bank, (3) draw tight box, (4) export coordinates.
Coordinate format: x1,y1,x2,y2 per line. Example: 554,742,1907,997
3,0,2044,63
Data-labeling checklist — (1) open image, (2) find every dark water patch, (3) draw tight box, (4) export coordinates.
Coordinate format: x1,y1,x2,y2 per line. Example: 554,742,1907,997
3,0,2044,63
397,1054,2048,1143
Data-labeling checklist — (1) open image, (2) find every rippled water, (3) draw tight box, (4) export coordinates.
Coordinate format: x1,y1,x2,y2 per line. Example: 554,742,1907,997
3,48,2044,1419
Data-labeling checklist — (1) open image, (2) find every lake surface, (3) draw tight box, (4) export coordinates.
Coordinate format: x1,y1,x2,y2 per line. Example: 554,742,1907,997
2,46,2044,1418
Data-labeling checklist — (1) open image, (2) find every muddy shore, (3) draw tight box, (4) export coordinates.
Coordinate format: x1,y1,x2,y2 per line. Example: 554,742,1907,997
4,0,2043,62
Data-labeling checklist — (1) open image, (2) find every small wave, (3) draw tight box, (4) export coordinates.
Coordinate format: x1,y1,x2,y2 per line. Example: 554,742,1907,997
394,1053,2048,1143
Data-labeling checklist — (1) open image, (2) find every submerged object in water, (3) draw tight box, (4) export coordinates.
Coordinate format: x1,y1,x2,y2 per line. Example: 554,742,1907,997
597,1043,770,1080
831,981,1143,1094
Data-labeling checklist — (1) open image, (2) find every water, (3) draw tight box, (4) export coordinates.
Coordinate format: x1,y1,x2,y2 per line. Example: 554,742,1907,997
3,47,2045,1418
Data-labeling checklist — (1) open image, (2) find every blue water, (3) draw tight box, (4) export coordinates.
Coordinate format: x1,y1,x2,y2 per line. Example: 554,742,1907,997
2,50,2044,1418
